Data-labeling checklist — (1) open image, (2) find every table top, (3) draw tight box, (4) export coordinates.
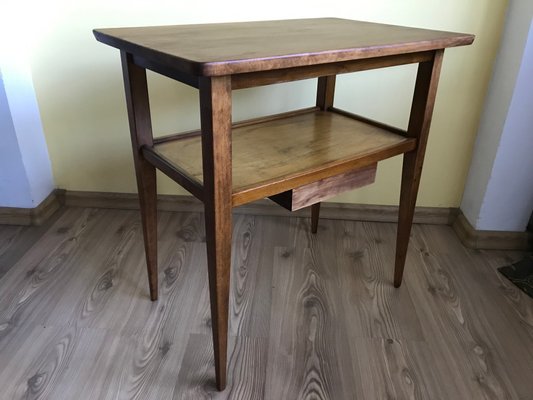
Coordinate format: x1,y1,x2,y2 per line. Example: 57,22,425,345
94,18,474,76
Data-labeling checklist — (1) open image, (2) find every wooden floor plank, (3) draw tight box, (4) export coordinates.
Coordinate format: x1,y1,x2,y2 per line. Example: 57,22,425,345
116,241,211,400
43,209,150,333
265,218,361,400
350,337,433,400
411,224,533,399
228,215,290,338
406,224,528,399
337,220,425,341
0,207,531,399
0,225,27,278
0,208,109,353
0,324,65,399
172,334,268,400
44,327,137,400
0,208,64,280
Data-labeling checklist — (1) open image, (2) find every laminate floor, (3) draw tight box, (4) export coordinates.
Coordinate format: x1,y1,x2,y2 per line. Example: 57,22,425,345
0,207,531,400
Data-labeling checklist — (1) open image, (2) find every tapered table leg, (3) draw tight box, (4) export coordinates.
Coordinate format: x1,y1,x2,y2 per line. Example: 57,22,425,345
121,51,158,301
311,203,321,234
311,75,336,235
316,75,336,111
394,50,444,287
199,76,233,391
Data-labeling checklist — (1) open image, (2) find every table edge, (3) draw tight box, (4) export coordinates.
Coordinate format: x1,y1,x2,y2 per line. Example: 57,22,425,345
93,20,474,77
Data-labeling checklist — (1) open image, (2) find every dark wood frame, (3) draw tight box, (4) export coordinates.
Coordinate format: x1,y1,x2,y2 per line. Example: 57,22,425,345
94,16,477,388
119,48,443,390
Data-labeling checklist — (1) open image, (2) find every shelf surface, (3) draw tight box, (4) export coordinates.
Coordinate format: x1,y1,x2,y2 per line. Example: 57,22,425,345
152,110,416,205
94,18,474,76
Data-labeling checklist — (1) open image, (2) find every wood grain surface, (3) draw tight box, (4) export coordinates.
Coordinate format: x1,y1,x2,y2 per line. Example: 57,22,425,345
94,18,474,76
290,164,377,210
394,50,443,288
153,110,415,206
199,75,234,390
121,51,159,301
0,209,64,280
268,165,376,212
0,207,531,399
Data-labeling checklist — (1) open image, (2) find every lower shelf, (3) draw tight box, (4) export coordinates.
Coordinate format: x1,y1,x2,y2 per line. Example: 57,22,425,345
151,108,415,206
270,163,377,211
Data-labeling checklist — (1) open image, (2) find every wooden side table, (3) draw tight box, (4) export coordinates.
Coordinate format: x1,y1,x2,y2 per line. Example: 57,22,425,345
94,18,474,390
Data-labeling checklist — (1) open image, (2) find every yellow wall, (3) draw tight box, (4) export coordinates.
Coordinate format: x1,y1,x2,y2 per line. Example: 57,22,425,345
25,0,508,207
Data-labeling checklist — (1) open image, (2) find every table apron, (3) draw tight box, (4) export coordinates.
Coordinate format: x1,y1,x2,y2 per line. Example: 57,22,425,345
130,50,434,91
231,51,434,90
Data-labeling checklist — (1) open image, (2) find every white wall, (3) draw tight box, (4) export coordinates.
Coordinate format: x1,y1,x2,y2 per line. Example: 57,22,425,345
0,72,33,207
0,61,55,208
461,1,533,232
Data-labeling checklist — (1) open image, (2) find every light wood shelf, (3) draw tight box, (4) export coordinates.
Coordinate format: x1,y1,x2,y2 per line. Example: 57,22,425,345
150,108,416,206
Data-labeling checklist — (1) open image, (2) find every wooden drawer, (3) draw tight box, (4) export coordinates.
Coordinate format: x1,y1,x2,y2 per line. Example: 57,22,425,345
269,163,377,211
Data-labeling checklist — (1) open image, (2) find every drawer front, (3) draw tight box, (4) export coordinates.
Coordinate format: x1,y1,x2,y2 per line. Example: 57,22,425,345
270,163,377,211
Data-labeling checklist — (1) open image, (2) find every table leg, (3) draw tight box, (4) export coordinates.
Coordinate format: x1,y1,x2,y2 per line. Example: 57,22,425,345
199,76,233,391
311,75,336,233
311,203,321,234
121,52,158,301
316,75,336,111
394,50,444,287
